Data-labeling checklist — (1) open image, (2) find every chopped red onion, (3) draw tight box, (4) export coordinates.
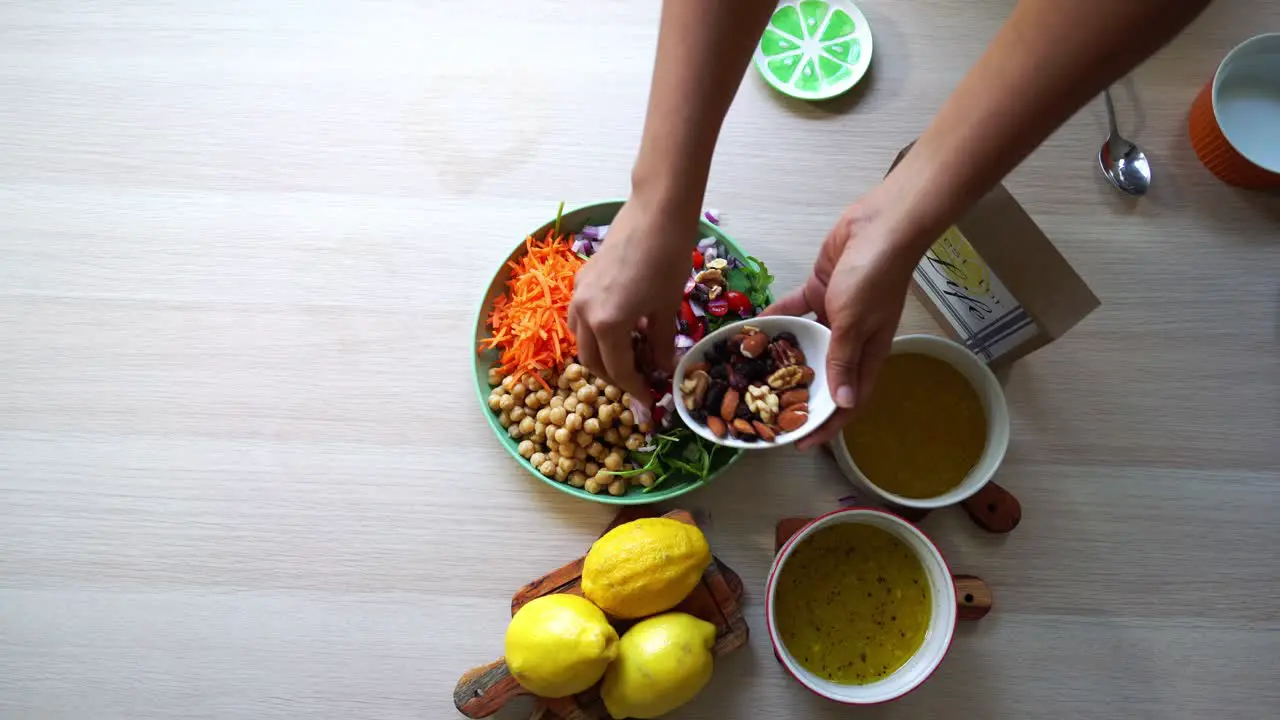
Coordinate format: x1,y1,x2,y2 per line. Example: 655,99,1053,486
703,247,718,263
684,277,696,295
689,302,706,318
581,225,609,240
657,392,675,412
703,208,721,225
629,397,653,426
571,237,590,255
696,237,718,250
674,334,695,350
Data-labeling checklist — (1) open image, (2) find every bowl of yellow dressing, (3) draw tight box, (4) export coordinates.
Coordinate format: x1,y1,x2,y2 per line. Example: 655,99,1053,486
831,334,1010,509
765,508,957,704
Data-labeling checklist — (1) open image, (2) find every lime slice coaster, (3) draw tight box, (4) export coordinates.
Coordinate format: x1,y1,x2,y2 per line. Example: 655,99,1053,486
754,0,873,101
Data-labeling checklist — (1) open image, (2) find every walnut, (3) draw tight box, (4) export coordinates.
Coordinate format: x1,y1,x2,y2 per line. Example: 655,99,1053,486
767,365,806,390
745,384,780,423
694,268,724,287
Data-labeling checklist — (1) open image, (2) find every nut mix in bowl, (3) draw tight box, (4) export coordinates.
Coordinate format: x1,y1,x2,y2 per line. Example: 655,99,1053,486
473,201,775,504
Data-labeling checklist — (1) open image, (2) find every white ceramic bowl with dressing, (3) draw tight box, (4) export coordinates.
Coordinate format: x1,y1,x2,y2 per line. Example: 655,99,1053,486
829,334,1010,509
766,507,957,704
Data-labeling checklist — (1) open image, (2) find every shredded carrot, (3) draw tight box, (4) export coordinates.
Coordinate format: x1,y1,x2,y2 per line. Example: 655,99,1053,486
480,232,584,388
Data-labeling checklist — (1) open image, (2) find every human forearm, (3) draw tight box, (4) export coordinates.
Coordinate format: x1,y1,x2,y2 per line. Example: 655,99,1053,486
630,0,776,237
873,0,1211,256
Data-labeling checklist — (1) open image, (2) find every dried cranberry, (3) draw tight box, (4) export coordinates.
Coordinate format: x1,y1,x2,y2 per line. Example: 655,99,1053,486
690,285,710,305
709,364,728,381
705,382,727,414
734,402,751,420
775,331,799,346
740,359,768,383
711,339,730,361
690,406,708,424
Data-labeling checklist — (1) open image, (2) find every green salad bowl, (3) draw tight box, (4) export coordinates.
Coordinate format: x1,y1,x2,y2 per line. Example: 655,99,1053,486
473,200,773,505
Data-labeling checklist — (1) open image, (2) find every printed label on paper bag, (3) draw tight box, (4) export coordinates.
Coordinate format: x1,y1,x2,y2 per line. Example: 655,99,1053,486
913,226,1038,362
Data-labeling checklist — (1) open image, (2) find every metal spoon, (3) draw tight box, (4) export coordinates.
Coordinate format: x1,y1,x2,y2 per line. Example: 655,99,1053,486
1098,88,1152,196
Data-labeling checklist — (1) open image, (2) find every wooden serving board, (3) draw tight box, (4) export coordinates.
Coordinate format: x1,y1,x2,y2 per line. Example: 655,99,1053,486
776,517,992,621
454,508,748,720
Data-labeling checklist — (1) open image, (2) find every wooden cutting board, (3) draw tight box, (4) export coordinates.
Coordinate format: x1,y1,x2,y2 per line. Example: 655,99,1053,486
453,508,748,720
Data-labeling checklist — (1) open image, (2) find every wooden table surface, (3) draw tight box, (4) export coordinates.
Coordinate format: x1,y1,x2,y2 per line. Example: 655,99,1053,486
2,1,1278,718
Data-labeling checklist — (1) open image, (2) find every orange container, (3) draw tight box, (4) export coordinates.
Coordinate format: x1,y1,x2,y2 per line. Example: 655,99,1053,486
1188,34,1280,189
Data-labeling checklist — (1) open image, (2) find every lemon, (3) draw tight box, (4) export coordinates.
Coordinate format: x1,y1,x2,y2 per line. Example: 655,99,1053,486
753,0,874,101
601,613,717,719
581,518,711,620
504,594,619,698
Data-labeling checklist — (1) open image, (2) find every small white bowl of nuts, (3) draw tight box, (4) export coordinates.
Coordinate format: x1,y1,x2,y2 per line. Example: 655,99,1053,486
673,317,835,449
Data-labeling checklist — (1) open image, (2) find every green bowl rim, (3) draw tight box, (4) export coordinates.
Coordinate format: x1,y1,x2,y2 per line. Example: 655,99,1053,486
471,199,771,505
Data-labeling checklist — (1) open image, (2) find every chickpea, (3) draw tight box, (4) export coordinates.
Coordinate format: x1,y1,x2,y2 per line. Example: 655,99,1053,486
548,407,567,426
509,406,526,423
638,422,654,434
620,392,633,408
604,385,622,402
499,394,516,412
603,428,621,446
585,461,601,477
559,443,577,458
608,478,627,496
604,452,625,472
587,442,605,460
535,407,550,424
554,427,572,445
511,382,527,401
584,478,603,494
554,467,568,482
548,451,561,465
564,413,583,432
619,409,634,427
567,471,588,488
537,460,555,476
625,432,645,451
517,440,536,458
575,402,594,420
598,404,616,426
557,374,572,390
487,367,504,386
583,418,601,436
550,395,565,409
529,452,547,468
487,393,503,411
524,393,542,410
558,457,576,474
502,375,518,391
564,363,584,381
518,417,536,435
498,411,512,429
522,374,538,391
535,389,551,405
564,396,580,413
595,397,608,411
575,430,592,447
636,471,657,488
574,446,588,461
592,377,606,390
570,378,588,391
620,426,634,441
534,421,546,437
577,384,600,404
545,425,558,442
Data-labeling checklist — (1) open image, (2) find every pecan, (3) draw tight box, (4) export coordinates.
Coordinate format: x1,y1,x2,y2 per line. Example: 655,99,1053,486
740,331,770,359
779,388,809,408
767,365,805,390
777,403,809,432
706,416,728,438
769,339,805,367
752,421,777,442
680,369,711,410
720,388,740,422
731,418,756,436
797,366,816,386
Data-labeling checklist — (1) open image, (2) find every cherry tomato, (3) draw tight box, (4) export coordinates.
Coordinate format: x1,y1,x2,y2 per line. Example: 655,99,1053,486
691,250,704,270
679,300,697,326
724,290,752,315
706,298,729,317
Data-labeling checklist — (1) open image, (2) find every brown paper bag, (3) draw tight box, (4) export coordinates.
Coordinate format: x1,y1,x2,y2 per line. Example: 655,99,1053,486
890,145,1100,366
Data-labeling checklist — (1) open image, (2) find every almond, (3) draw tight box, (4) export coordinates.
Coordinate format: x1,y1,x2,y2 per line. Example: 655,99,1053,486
777,403,809,432
732,418,756,436
796,365,816,386
740,331,770,359
706,416,728,439
780,388,809,408
720,388,740,422
752,421,777,442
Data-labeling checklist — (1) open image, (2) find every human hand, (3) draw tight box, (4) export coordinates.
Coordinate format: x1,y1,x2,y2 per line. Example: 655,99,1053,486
568,197,697,407
763,198,920,449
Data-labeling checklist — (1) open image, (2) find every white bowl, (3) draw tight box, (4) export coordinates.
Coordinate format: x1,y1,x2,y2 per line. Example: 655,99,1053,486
766,508,957,705
830,334,1010,509
673,317,835,449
